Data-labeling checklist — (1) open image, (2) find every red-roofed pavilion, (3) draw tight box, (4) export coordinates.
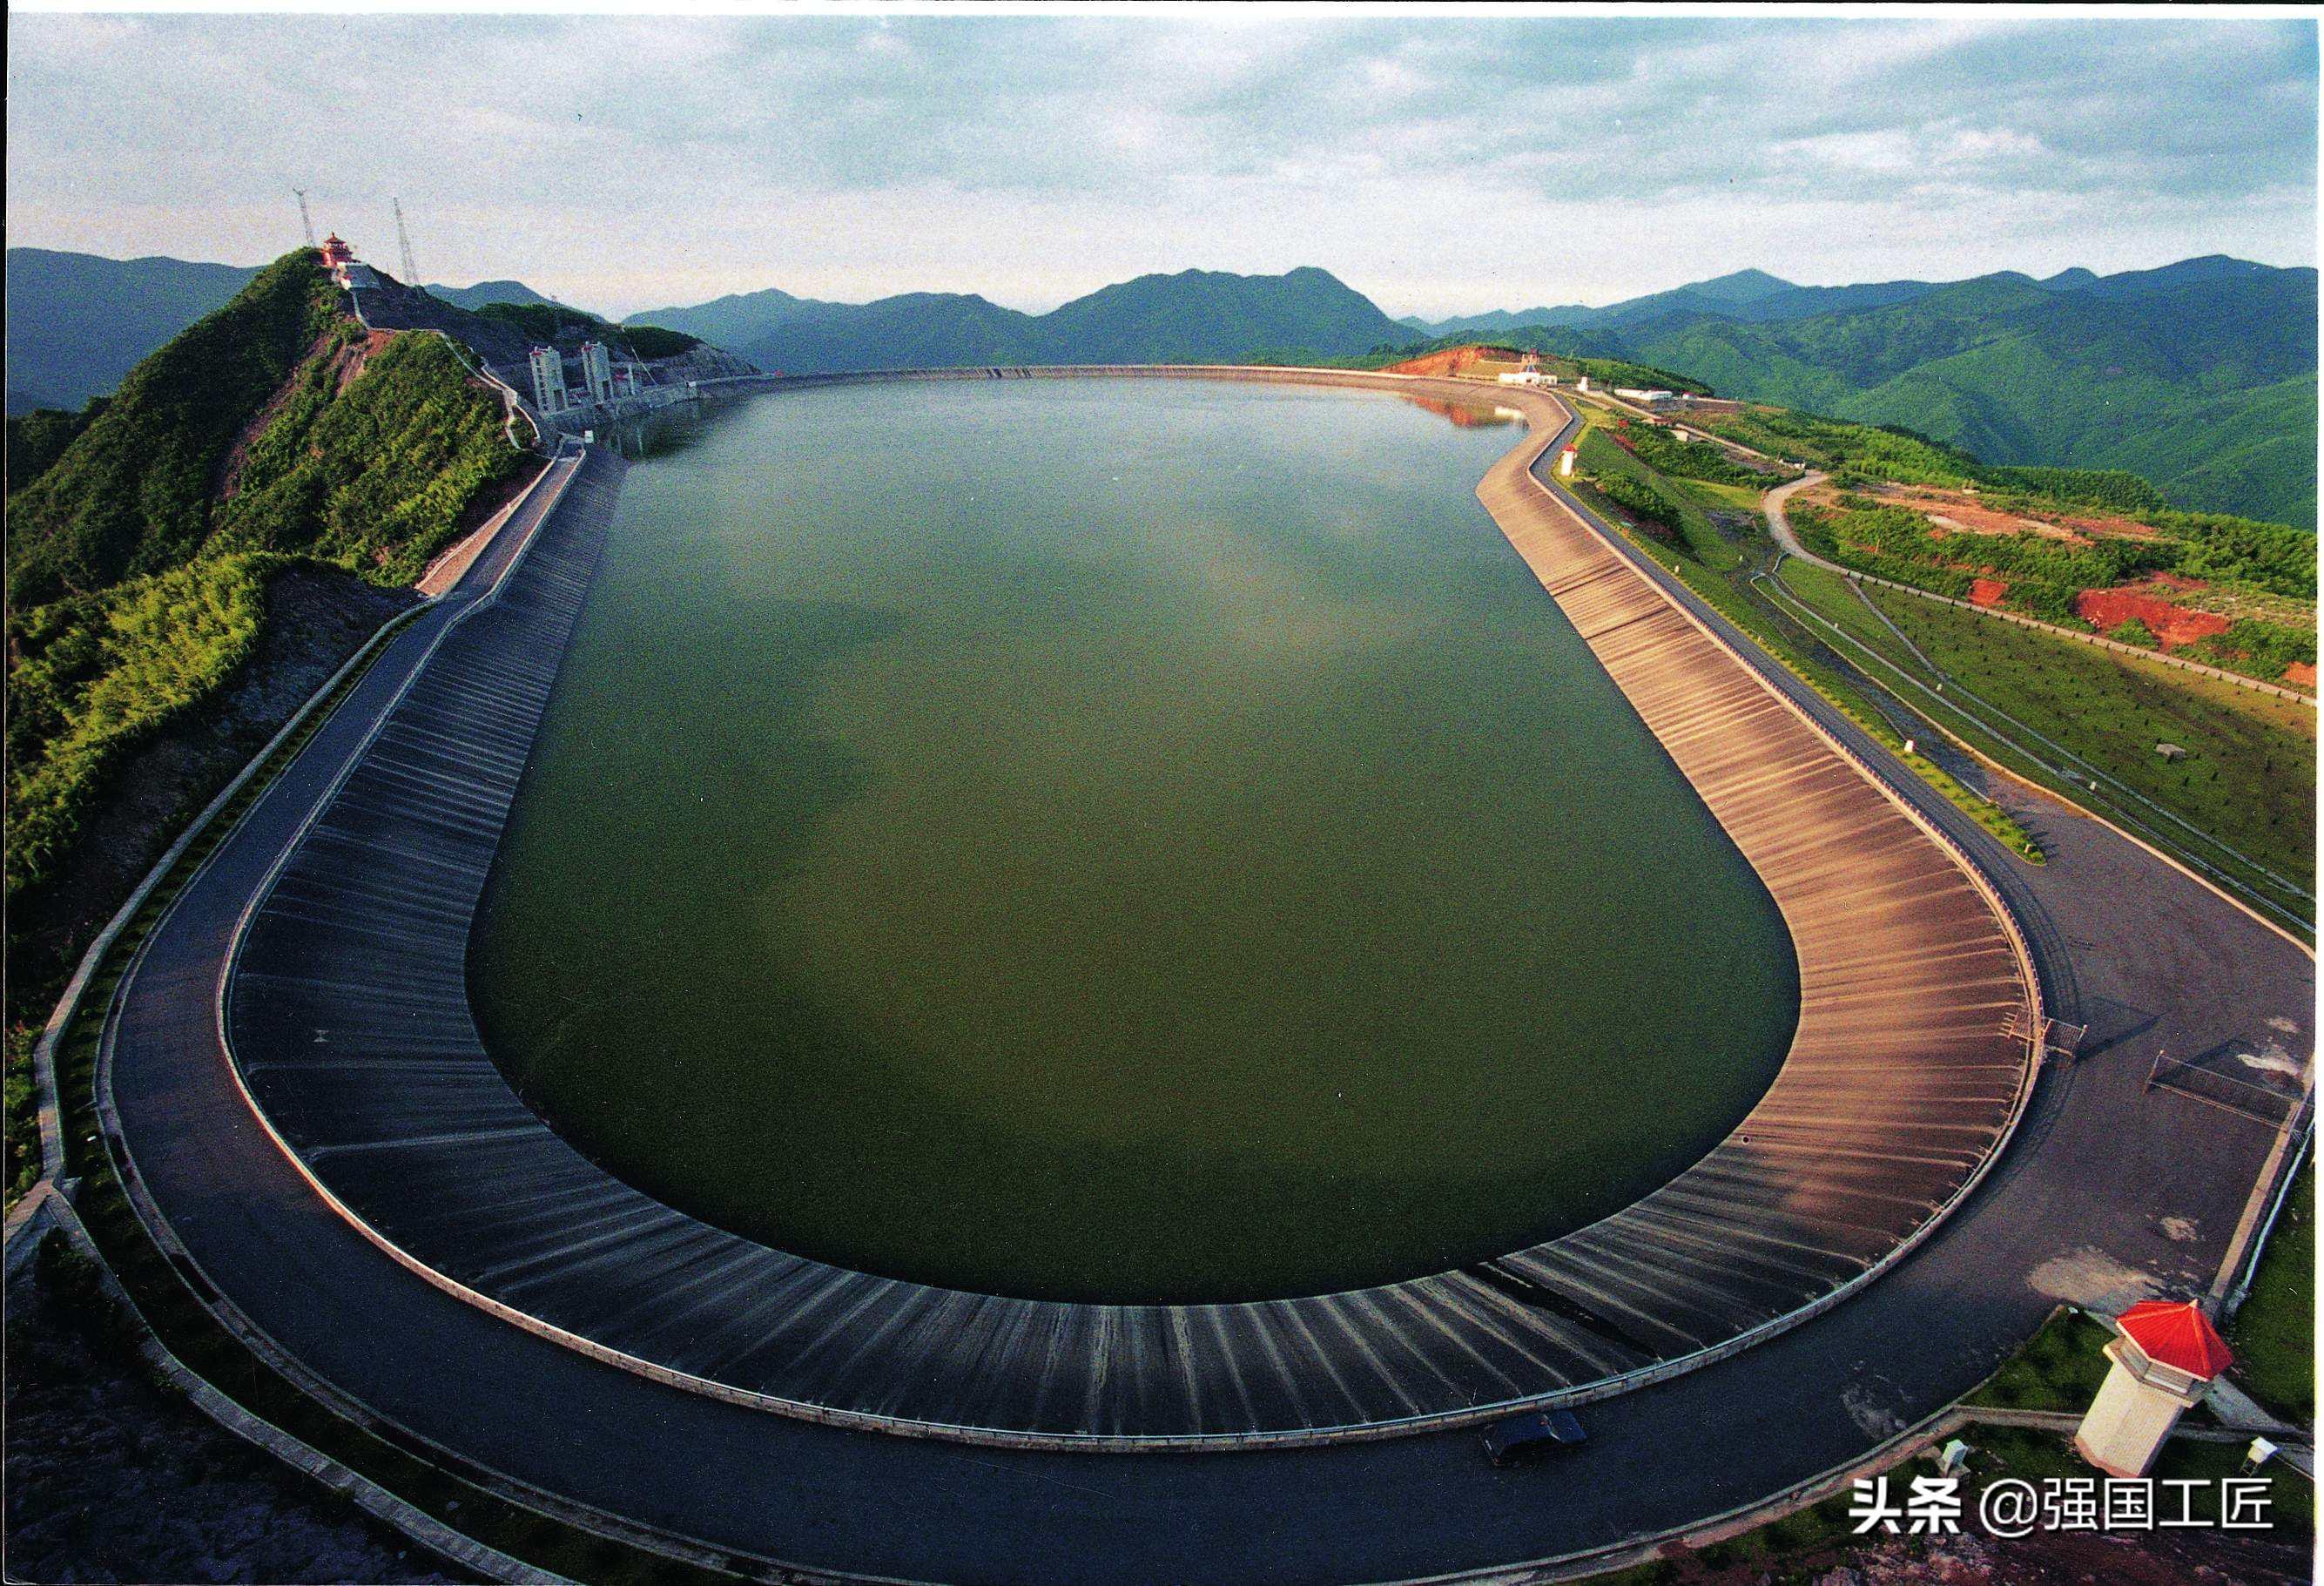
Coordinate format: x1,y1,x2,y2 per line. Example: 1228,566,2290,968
2076,1299,2233,1478
2117,1299,2234,1380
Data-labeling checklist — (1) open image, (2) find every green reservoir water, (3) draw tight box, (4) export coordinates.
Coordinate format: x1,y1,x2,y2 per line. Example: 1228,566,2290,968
471,380,1796,1304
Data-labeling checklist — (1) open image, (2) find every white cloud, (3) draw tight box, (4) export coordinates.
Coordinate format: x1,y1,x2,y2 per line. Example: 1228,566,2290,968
3,14,2313,318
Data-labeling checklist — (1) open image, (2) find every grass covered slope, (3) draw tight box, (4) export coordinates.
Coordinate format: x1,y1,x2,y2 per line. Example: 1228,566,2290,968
10,250,524,604
1558,409,2047,863
1772,557,2315,921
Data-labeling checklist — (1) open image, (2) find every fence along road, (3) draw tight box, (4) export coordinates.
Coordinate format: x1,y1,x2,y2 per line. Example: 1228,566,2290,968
178,368,2042,1448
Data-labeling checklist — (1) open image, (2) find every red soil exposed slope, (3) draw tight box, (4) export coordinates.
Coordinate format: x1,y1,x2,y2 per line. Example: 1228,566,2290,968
2076,588,2233,650
1380,344,1523,379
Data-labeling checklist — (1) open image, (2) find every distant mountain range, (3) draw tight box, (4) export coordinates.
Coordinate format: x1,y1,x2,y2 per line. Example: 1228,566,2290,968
1486,256,2315,526
421,279,561,312
1397,265,2071,338
9,247,2314,524
625,266,1410,372
5,248,260,413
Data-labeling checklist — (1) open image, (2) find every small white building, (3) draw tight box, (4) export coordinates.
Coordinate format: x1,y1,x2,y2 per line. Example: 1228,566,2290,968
580,341,616,406
529,346,569,415
1575,375,1593,393
1614,387,1684,410
2074,1300,2233,1479
1497,369,1547,388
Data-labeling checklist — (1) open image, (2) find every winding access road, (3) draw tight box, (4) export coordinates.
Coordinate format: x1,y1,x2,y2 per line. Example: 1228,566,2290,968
91,375,2311,1583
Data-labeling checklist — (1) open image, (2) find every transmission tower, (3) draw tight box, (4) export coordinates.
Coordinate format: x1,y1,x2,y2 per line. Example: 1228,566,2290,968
293,188,317,248
392,197,420,287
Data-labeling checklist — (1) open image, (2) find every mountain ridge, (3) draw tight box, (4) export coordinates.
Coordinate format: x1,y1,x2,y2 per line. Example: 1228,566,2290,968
10,246,2313,524
629,265,1410,372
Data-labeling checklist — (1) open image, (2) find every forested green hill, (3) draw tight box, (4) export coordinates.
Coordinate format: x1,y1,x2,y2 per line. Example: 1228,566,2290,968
8,250,521,606
5,246,523,966
1574,267,2318,526
7,253,344,604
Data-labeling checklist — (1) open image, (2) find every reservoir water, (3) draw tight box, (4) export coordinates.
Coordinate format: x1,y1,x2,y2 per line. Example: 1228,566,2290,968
470,378,1797,1303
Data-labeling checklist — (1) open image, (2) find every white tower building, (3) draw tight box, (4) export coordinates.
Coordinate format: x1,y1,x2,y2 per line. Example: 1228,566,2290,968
529,346,569,415
580,341,615,406
2074,1300,2233,1478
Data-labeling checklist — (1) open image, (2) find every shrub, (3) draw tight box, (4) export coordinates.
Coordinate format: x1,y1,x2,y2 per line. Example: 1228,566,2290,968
210,332,521,584
2108,618,2159,649
2185,618,2319,682
475,300,609,341
1587,469,1681,530
619,324,702,360
1620,422,1767,488
6,557,272,908
5,403,105,496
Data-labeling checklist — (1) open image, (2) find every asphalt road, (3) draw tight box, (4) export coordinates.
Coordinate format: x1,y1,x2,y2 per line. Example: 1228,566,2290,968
95,384,2312,1584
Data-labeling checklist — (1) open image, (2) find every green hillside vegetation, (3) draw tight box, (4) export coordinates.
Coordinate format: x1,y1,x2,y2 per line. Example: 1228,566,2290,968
474,300,610,341
1788,494,2152,618
1691,401,2314,652
1568,269,2318,526
6,557,270,908
2186,618,2319,683
1586,468,1683,534
1570,429,1744,570
4,402,104,496
1786,491,2316,681
1977,465,2164,514
10,248,522,607
1614,420,1772,488
6,253,341,605
209,330,522,584
4,246,525,982
472,300,700,361
619,324,703,360
1688,405,1988,487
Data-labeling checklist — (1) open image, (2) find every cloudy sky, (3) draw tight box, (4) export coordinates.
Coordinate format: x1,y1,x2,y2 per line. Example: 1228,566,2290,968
6,11,2315,319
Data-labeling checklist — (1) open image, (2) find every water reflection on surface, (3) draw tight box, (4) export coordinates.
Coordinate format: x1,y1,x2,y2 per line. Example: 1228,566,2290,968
1398,393,1524,429
475,378,1795,1304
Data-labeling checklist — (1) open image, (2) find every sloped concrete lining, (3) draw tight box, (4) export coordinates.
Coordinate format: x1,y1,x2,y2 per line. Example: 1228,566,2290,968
217,372,2040,1448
